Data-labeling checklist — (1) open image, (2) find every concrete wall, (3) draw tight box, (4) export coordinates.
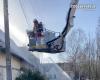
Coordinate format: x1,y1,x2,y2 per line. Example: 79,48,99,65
39,56,72,80
58,63,74,79
0,52,21,80
0,52,34,80
41,63,72,80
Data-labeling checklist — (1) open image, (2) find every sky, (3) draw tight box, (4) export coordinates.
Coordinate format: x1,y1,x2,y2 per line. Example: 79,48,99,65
0,0,100,62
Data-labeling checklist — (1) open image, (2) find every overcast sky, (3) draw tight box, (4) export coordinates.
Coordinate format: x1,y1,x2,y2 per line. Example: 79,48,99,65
0,0,100,62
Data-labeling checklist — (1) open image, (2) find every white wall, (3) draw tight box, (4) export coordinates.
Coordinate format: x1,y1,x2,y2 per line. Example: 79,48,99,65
0,52,35,80
0,52,21,80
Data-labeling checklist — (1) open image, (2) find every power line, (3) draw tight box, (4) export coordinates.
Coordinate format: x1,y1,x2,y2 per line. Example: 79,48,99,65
28,0,40,19
28,0,35,16
18,0,30,27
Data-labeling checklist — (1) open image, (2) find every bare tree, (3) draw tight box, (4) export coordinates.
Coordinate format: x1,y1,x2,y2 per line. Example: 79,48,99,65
66,27,100,80
95,17,100,80
65,28,86,80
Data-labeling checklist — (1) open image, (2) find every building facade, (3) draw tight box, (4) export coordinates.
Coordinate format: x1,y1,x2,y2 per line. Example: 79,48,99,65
0,49,34,80
58,63,74,79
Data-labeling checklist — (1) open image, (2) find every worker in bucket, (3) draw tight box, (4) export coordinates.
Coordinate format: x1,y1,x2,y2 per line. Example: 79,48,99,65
33,19,44,48
38,22,43,37
37,22,45,48
33,19,39,36
32,19,39,48
38,22,45,48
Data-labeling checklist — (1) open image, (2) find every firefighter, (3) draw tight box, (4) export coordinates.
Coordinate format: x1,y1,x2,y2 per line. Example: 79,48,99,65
33,19,39,36
37,22,43,37
37,22,45,48
31,19,39,48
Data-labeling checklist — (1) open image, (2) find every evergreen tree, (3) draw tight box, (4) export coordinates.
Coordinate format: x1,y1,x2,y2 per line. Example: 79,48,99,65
16,69,47,80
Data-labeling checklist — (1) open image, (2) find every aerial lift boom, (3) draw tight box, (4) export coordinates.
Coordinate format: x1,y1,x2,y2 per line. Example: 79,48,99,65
46,0,79,52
